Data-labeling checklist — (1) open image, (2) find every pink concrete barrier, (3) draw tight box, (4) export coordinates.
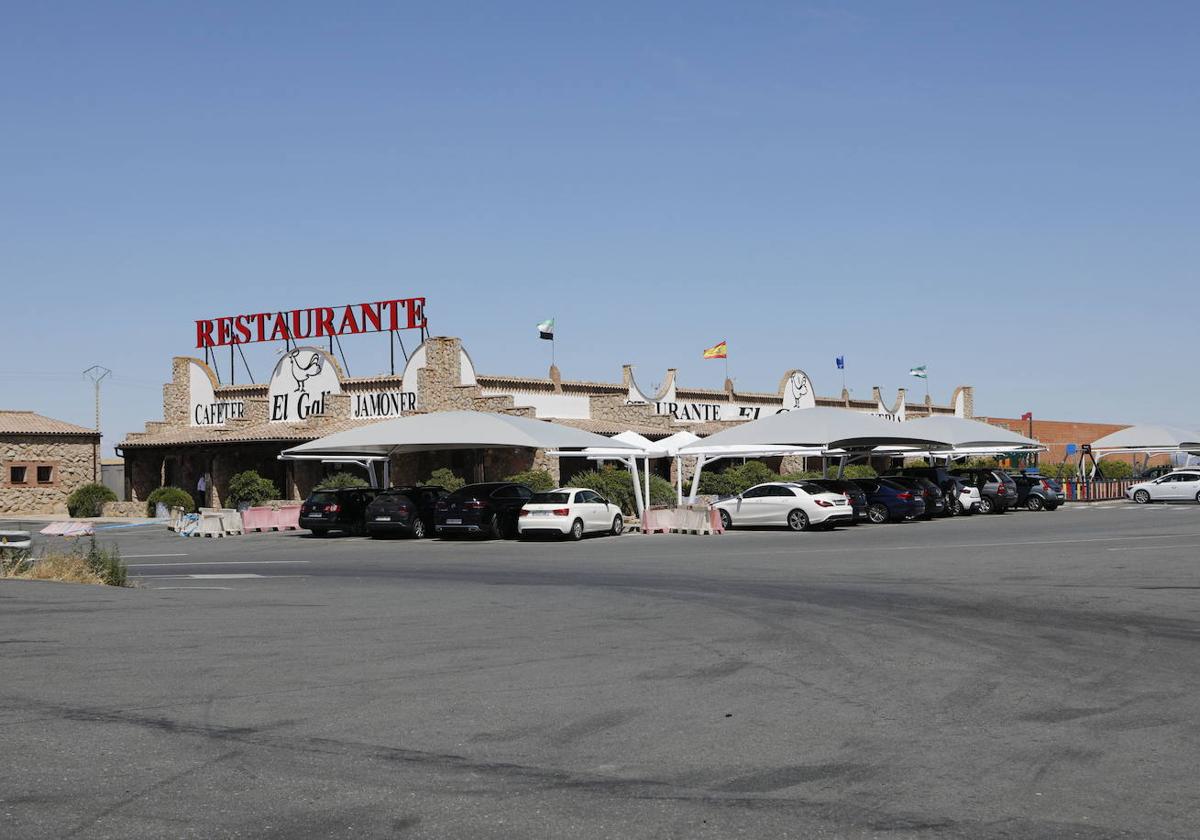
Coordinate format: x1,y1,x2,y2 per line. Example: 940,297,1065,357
243,505,302,532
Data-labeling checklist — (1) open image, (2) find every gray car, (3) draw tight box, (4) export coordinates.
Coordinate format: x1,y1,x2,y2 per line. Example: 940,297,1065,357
949,468,1018,514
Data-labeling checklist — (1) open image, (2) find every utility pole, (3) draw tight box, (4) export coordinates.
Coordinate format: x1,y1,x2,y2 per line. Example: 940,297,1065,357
83,365,112,483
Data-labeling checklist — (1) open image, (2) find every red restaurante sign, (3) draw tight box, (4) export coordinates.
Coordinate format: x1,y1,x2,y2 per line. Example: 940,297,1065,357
196,297,426,348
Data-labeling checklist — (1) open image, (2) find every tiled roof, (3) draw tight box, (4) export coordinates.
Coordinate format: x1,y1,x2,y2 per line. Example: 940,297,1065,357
0,411,99,437
119,421,357,449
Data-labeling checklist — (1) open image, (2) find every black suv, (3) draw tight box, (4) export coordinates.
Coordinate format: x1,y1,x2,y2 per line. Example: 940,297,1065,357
884,475,947,519
949,468,1017,514
896,466,969,516
365,485,447,538
807,479,868,523
300,487,379,536
1012,472,1065,511
435,482,534,539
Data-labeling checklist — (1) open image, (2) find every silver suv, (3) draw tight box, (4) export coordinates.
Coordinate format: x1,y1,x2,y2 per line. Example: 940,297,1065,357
949,468,1018,514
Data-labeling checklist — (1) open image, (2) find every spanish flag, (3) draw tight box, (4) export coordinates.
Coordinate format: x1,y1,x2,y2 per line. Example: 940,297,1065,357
702,340,727,360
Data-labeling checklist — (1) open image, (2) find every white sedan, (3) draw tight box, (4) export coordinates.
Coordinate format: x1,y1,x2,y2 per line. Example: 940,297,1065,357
1126,470,1200,504
518,487,624,540
714,482,854,531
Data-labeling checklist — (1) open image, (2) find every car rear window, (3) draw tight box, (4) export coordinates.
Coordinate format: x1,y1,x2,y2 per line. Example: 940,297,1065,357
308,492,338,504
795,482,826,495
447,484,502,499
531,492,570,504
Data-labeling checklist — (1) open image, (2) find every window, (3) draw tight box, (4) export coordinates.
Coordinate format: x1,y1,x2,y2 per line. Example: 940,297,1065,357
577,490,601,504
741,486,770,498
9,465,27,484
37,465,53,483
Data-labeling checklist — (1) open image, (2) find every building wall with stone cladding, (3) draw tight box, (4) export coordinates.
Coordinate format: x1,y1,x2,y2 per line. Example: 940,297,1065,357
0,434,100,514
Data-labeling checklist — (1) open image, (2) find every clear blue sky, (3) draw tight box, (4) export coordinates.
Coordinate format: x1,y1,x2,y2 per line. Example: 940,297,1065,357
3,2,1197,453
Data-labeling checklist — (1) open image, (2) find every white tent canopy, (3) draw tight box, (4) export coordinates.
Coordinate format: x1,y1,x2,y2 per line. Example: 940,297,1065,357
677,407,954,502
900,416,1042,453
1089,424,1200,454
280,411,637,459
679,407,952,453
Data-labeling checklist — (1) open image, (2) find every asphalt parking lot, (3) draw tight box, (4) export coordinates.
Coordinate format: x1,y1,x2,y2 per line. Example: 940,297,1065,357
3,504,1200,839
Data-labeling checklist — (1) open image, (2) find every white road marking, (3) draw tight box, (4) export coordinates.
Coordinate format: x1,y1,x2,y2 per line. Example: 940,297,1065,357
188,574,264,579
126,560,310,567
123,553,190,558
152,586,234,591
1107,544,1200,552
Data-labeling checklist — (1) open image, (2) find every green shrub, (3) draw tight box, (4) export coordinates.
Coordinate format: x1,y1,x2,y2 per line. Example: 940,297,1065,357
424,467,466,492
228,470,281,506
1098,460,1134,479
67,483,117,518
502,469,556,492
85,537,127,587
695,460,781,497
842,464,878,479
145,486,194,517
570,465,672,515
312,471,367,492
1036,461,1078,480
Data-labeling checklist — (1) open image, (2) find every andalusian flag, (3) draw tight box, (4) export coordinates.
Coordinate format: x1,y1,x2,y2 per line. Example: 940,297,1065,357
703,340,728,360
537,318,555,340
909,365,928,379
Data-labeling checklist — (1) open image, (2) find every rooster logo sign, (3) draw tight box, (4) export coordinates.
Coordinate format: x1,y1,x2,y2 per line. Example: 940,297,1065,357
287,349,323,394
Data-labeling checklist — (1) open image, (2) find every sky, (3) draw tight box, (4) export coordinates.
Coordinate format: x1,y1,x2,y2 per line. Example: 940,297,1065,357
2,1,1198,453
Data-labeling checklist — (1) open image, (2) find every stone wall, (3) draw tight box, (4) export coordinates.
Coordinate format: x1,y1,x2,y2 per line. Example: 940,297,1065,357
101,501,146,518
0,434,100,514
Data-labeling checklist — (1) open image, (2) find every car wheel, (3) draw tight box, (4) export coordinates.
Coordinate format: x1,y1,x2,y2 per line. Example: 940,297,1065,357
718,509,732,530
411,518,426,539
610,514,623,536
1133,489,1151,504
867,503,889,524
488,515,504,540
310,527,328,537
787,509,810,532
569,518,584,541
1026,495,1044,512
977,496,994,515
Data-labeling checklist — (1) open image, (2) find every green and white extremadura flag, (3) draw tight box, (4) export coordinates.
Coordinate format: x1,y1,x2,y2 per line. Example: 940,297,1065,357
909,365,927,379
537,318,555,340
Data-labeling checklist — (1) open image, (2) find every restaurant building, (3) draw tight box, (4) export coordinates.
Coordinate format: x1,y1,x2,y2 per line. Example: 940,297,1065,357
118,329,974,507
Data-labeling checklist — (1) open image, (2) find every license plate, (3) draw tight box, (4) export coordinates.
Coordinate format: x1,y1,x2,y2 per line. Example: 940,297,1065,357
375,516,391,521
446,518,462,525
533,510,554,516
308,513,323,518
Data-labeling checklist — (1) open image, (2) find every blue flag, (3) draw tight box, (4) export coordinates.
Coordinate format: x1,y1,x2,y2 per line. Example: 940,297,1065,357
835,356,845,370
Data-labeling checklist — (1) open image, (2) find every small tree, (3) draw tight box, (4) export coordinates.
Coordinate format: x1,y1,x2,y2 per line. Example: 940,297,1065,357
313,472,369,492
1099,459,1133,479
67,483,117,518
424,467,465,492
227,470,279,507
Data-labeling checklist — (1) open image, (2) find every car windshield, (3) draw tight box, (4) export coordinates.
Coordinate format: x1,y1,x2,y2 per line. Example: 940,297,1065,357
308,492,338,504
531,492,571,504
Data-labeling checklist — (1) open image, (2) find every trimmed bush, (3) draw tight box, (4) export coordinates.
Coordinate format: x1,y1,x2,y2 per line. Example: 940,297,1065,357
67,483,117,518
228,470,280,506
424,467,465,492
312,472,367,492
502,469,555,492
145,486,194,517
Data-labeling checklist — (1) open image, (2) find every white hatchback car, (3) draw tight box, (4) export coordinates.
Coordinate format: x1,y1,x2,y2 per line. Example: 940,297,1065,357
518,487,624,540
955,482,982,515
1126,470,1200,504
714,481,854,531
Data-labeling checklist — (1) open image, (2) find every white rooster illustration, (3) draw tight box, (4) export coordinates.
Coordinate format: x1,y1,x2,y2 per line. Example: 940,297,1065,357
287,349,323,394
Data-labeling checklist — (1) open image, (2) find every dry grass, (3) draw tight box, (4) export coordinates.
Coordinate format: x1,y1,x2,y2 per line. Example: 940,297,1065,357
2,553,107,585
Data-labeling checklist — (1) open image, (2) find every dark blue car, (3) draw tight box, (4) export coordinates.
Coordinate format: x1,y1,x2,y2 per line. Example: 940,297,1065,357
851,478,926,523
